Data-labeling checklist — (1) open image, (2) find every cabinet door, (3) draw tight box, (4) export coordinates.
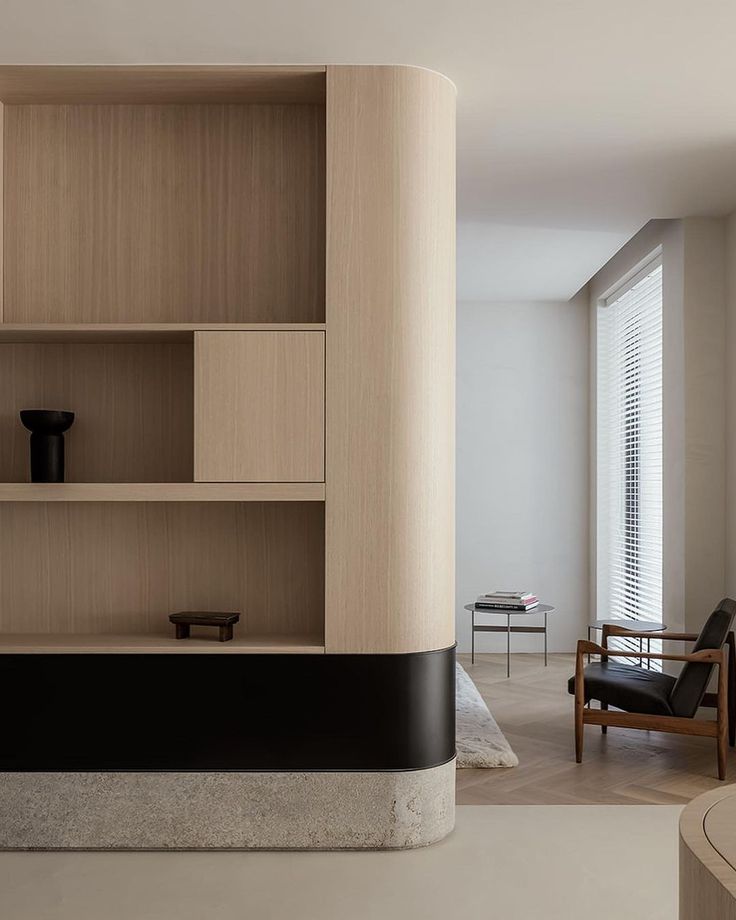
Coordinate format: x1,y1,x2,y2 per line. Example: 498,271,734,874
194,332,325,482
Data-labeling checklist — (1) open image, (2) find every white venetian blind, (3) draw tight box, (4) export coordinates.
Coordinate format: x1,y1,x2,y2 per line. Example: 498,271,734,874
597,256,663,658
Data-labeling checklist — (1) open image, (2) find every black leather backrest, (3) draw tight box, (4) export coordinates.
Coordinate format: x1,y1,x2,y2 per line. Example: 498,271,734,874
669,598,736,718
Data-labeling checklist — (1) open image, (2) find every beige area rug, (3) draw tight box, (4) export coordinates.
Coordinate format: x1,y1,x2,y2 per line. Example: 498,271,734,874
456,663,519,767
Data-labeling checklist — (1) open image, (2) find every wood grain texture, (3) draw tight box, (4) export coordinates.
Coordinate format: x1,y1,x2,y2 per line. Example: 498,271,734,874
680,786,736,919
585,708,719,737
704,791,736,869
0,65,326,104
324,65,456,654
4,104,325,323
0,482,325,502
0,502,325,638
0,343,193,482
0,323,327,344
195,332,325,482
0,633,325,654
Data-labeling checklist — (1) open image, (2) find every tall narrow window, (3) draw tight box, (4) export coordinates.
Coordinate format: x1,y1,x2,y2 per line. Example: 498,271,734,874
597,255,663,663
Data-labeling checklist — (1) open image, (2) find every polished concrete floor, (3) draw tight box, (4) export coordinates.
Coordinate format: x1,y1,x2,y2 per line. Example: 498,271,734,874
0,805,680,920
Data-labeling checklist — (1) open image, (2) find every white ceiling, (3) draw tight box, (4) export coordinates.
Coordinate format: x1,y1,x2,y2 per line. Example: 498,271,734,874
3,0,736,301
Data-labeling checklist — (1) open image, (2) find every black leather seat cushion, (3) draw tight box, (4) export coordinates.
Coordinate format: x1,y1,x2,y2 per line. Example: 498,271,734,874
567,661,677,716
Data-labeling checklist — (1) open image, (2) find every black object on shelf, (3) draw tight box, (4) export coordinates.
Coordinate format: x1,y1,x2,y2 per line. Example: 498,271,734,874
19,410,75,483
169,611,241,642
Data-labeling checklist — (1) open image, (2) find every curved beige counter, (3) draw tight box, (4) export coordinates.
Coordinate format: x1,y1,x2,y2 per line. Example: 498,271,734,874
680,785,736,918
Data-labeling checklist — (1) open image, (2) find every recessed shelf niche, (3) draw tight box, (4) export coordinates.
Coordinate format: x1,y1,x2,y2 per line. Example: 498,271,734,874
0,501,325,649
0,342,194,483
0,327,326,485
3,101,325,324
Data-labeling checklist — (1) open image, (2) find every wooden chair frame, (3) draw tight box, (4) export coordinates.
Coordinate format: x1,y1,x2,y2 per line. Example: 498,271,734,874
574,628,736,780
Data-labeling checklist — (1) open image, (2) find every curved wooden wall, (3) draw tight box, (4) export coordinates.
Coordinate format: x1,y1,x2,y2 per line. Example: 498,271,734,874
680,785,736,919
325,65,456,654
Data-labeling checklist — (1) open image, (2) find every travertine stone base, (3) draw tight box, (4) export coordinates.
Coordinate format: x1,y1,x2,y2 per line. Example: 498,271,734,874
0,760,455,850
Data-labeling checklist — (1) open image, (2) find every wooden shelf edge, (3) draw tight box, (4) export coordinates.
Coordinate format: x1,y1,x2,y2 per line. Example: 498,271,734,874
0,323,327,344
0,482,326,502
0,65,327,105
0,633,326,654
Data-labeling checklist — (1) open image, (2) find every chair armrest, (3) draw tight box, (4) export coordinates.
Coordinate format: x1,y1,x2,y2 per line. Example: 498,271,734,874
577,639,601,657
576,639,723,664
604,625,698,641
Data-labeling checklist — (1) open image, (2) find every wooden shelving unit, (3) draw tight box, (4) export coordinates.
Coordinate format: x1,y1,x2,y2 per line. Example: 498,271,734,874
0,66,328,652
0,64,457,851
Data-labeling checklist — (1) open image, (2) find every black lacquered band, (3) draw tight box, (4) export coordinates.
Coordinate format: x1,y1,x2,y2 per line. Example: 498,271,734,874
0,646,456,772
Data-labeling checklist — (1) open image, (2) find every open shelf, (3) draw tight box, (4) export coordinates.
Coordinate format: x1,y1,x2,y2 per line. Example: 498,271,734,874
3,100,326,325
0,330,325,485
0,482,325,502
0,340,194,482
0,501,325,643
0,323,327,344
0,633,326,654
0,65,326,105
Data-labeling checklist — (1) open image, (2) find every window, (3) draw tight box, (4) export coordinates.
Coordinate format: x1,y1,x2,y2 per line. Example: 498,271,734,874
597,254,663,665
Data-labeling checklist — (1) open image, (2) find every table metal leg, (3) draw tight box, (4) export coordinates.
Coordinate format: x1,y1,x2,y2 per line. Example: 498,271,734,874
471,608,475,665
507,613,511,679
544,610,548,666
587,625,591,664
640,637,643,668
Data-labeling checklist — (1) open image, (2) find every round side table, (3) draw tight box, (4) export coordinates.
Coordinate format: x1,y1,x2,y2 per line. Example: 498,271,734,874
587,618,666,668
464,603,555,677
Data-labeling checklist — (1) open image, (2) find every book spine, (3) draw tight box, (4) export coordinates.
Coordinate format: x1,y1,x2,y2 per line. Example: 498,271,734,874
475,602,539,611
482,594,537,603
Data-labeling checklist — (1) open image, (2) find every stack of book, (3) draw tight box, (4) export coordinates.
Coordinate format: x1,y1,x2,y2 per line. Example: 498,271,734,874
475,591,539,611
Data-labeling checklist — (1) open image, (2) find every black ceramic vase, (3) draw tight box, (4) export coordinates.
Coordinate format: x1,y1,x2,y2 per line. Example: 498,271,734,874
20,410,75,483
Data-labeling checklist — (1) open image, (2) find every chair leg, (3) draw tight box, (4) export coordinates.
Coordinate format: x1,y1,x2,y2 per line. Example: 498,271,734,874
728,633,736,747
718,655,729,780
574,657,585,763
575,705,584,763
575,643,585,763
718,731,728,781
601,702,608,734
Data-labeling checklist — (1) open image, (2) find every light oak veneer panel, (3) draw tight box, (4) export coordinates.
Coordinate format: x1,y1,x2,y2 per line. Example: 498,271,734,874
0,502,325,638
195,331,325,483
324,66,456,654
0,343,193,482
0,65,326,104
4,104,325,323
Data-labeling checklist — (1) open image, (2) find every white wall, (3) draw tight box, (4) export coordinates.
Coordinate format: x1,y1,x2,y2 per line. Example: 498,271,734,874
456,298,589,653
681,219,727,629
725,212,736,598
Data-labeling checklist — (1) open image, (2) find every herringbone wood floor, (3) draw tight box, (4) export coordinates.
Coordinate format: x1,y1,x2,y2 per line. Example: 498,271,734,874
456,652,736,804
